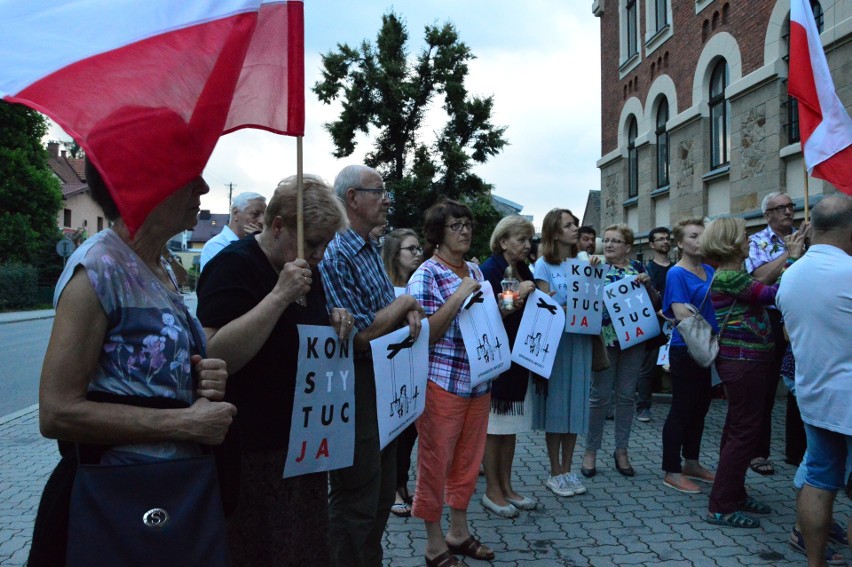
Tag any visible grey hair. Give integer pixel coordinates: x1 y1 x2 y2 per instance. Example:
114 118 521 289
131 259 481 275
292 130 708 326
334 165 379 202
231 192 266 213
811 195 852 233
761 191 786 213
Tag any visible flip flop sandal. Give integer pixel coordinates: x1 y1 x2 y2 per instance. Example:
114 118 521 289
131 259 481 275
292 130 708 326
738 496 771 515
425 550 467 567
446 536 496 561
705 511 760 529
749 458 775 476
789 527 847 566
390 501 411 517
828 520 849 547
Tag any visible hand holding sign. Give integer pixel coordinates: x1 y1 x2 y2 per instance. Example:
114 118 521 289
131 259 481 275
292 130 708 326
602 275 661 350
370 320 430 450
458 281 510 388
510 289 565 378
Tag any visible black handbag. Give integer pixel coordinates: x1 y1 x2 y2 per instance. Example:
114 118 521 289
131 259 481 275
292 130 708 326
66 454 229 567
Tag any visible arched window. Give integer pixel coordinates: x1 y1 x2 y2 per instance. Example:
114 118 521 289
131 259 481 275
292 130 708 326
709 60 729 168
656 99 669 188
627 117 639 198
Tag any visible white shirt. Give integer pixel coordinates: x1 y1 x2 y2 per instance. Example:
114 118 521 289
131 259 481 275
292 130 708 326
777 244 852 435
200 224 238 271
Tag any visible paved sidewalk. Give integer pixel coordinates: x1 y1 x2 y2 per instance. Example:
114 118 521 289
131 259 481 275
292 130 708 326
2 397 849 566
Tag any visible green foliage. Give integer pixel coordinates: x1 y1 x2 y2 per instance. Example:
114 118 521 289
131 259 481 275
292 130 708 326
0 262 38 310
0 102 64 283
313 11 508 235
464 192 501 261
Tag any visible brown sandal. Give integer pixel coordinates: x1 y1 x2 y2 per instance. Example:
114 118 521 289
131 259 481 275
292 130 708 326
425 550 466 567
446 536 495 561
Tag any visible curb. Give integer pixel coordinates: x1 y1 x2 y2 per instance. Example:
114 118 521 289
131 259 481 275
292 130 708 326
0 403 39 426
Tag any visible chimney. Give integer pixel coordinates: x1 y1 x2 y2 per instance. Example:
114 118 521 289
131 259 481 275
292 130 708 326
47 141 60 157
199 210 211 220
61 150 67 159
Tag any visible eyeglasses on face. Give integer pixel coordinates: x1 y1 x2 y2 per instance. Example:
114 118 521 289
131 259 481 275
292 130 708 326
653 236 671 243
603 238 625 245
767 203 795 214
446 221 474 233
400 245 423 255
353 187 390 200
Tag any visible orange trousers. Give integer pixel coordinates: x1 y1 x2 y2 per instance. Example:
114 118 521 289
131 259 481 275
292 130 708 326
411 381 490 523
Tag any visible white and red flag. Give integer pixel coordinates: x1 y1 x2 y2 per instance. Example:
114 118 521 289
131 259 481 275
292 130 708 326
0 1 304 234
788 0 852 196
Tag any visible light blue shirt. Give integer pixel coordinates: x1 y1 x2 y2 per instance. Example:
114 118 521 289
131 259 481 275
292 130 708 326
777 244 852 436
200 224 238 271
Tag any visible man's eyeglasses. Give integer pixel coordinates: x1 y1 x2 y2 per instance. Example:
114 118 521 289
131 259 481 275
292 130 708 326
400 246 423 256
767 203 795 214
446 221 474 233
354 187 390 200
652 236 671 243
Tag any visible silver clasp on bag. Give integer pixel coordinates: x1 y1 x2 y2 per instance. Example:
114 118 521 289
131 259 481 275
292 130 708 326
143 508 170 528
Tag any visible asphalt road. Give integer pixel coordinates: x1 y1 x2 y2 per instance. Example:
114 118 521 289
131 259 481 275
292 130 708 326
0 318 51 416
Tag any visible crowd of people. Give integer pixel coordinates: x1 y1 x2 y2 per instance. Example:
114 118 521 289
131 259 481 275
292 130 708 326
28 157 851 567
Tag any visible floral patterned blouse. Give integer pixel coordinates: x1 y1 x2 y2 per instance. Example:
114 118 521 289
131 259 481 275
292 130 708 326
55 229 203 459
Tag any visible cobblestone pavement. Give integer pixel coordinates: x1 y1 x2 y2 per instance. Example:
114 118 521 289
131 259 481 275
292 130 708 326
2 398 849 566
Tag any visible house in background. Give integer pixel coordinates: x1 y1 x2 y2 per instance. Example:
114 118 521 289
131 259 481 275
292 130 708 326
594 0 850 245
46 141 107 241
580 189 602 232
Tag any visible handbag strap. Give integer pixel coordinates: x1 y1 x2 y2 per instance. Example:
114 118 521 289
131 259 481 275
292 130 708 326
716 298 738 339
696 269 717 311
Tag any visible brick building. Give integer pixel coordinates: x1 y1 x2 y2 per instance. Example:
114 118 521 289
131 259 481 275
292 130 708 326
594 0 851 247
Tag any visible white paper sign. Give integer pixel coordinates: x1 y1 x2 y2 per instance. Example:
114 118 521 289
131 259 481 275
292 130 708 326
603 275 661 350
284 325 355 478
656 321 675 365
458 281 511 388
510 289 565 378
370 319 430 450
563 259 606 335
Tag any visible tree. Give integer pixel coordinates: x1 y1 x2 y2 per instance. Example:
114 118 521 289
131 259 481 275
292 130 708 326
314 11 508 250
0 101 64 283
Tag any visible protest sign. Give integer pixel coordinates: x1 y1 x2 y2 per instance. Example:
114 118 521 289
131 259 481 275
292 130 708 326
370 320 430 450
563 259 606 335
511 289 565 378
656 321 675 365
602 275 661 350
458 281 511 388
284 325 355 478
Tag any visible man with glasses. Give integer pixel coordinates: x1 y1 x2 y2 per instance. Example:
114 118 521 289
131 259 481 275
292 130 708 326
636 226 672 422
745 191 809 476
320 164 424 567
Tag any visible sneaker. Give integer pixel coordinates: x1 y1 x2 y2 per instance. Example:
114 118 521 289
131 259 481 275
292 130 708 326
546 475 575 497
561 472 587 495
636 408 651 422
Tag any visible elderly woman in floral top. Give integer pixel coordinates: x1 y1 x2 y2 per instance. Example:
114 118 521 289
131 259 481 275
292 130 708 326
407 199 497 567
581 224 660 478
699 217 803 529
29 160 236 566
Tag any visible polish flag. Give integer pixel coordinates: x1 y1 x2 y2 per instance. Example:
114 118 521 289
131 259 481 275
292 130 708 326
788 0 852 196
0 1 304 234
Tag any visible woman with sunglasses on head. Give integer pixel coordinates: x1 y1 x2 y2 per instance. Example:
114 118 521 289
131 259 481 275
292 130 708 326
478 216 537 517
381 228 424 517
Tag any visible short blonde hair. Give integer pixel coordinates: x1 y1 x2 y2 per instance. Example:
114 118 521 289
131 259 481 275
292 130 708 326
603 223 634 246
266 174 348 233
489 216 534 253
672 217 705 244
700 217 746 262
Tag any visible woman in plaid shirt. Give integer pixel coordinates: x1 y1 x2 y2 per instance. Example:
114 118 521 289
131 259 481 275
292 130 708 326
407 200 496 567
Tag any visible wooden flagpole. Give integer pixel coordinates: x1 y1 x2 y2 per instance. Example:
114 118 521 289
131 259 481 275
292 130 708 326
297 136 304 257
802 159 810 223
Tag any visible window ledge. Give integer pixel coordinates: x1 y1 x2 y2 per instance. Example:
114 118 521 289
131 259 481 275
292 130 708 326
702 164 730 182
619 52 641 78
645 24 672 54
650 186 670 198
623 196 639 207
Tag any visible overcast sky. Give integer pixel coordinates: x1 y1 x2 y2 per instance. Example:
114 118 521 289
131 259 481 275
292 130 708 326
51 2 602 231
